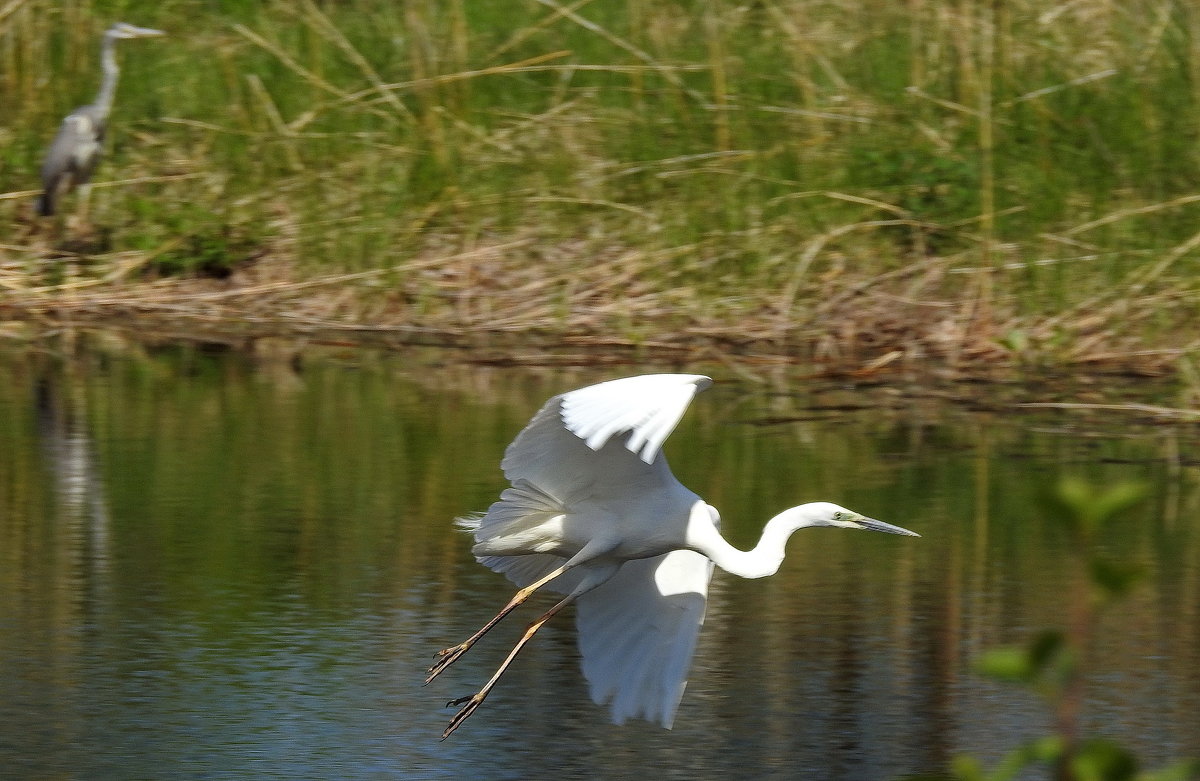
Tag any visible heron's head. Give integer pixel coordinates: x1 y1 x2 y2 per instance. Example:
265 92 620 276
108 23 167 40
800 502 920 536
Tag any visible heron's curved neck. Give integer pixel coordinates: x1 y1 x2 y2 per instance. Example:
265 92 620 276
95 33 120 116
686 508 801 580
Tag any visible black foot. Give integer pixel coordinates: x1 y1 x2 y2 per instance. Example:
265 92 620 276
441 694 484 740
426 643 470 684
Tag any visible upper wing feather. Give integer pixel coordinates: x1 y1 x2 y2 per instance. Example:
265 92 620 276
500 374 711 501
574 549 713 728
560 374 712 463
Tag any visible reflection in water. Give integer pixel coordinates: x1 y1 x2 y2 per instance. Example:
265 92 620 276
35 363 111 576
2 353 116 780
0 342 1197 779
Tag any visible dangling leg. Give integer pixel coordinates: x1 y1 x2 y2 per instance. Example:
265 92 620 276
426 563 569 684
441 590 576 740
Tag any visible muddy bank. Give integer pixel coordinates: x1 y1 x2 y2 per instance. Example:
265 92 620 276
2 241 1195 384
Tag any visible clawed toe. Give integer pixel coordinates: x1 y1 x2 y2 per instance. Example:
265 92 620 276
429 578 568 738
441 694 484 740
425 645 469 684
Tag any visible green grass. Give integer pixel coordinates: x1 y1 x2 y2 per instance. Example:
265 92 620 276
4 0 1200 372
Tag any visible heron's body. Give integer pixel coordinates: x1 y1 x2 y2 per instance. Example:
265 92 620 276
37 23 164 217
429 374 920 738
470 460 701 564
38 107 107 217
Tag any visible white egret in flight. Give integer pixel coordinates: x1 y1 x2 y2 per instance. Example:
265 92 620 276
428 374 918 739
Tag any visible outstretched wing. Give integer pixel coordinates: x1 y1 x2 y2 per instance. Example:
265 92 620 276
500 374 712 502
574 549 713 728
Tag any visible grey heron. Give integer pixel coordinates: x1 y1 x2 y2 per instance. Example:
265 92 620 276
426 373 919 739
37 22 165 218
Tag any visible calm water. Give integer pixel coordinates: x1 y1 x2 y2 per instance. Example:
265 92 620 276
1 340 1197 779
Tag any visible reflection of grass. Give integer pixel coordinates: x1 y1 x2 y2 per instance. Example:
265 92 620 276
4 1 1200 373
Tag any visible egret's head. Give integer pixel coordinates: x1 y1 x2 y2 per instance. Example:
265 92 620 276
108 23 166 39
804 502 920 536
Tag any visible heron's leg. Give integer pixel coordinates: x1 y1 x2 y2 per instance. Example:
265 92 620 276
441 591 575 740
77 183 93 229
425 563 569 684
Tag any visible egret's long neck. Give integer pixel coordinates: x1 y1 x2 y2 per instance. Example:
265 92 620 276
686 506 805 580
95 33 120 116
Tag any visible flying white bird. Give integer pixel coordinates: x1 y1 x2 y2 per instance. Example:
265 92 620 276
427 374 919 739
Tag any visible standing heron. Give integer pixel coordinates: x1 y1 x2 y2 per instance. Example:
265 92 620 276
427 374 920 739
37 22 165 218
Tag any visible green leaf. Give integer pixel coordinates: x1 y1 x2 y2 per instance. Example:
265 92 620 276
1090 558 1145 600
977 632 1071 687
949 755 984 781
1071 738 1138 781
1044 477 1093 536
1028 629 1066 672
1041 479 1148 539
988 737 1064 781
1029 736 1066 763
1090 483 1149 528
977 647 1033 683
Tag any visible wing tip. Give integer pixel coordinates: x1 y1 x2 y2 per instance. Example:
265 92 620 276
562 373 714 460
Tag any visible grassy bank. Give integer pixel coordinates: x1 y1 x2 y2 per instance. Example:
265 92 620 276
3 0 1200 376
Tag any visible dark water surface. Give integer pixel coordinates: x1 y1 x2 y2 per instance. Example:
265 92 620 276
1 341 1197 779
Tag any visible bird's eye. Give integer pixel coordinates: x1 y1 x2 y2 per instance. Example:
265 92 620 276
833 512 844 520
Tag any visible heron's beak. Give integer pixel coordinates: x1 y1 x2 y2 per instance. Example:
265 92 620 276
855 517 920 537
120 26 166 38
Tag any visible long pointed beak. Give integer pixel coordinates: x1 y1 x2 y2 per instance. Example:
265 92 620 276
118 26 165 38
856 517 920 537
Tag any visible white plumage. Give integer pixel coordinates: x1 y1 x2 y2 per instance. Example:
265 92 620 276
429 374 919 739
